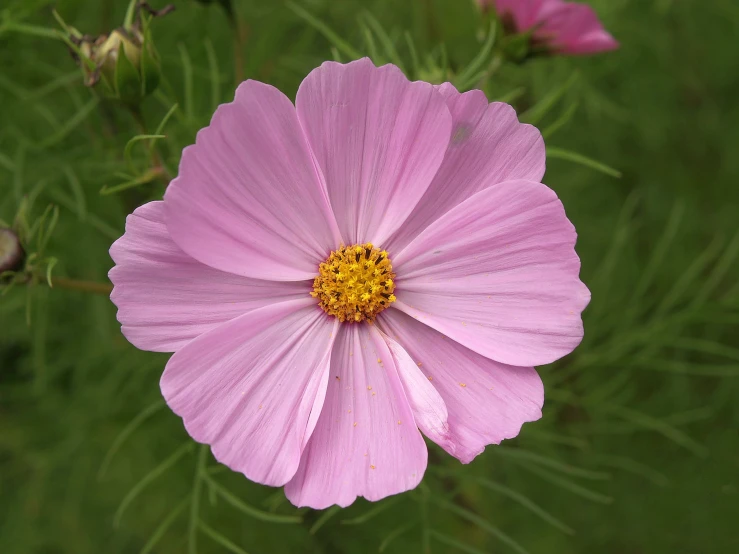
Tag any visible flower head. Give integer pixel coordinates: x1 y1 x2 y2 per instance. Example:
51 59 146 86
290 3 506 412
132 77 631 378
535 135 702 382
109 58 589 509
480 0 619 57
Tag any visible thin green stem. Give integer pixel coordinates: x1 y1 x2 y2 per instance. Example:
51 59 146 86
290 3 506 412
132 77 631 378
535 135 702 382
189 445 208 554
50 276 112 295
475 51 504 91
128 106 171 183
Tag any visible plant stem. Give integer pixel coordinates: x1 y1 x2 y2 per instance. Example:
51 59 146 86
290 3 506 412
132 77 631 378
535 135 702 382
475 51 504 91
50 276 112 295
233 20 247 84
128 106 171 183
188 445 209 554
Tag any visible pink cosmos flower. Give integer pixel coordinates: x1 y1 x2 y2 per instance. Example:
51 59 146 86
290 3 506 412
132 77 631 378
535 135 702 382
109 58 589 509
480 0 619 55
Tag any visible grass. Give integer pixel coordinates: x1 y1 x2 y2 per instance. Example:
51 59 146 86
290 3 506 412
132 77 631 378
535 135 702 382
1 0 738 553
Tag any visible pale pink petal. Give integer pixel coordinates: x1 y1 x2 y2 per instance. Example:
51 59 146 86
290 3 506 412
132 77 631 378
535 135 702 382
164 80 341 281
285 323 427 509
543 4 619 54
378 327 455 453
296 58 452 246
109 202 311 352
379 310 543 463
393 179 590 367
385 83 544 253
161 299 337 486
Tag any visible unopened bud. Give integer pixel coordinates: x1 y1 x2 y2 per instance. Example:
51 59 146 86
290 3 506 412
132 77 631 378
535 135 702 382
66 2 174 105
0 228 24 275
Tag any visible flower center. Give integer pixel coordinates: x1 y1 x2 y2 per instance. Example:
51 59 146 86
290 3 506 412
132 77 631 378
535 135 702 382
311 243 396 323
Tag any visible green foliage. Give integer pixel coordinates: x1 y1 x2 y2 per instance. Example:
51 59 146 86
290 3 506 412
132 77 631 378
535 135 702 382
1 1 738 553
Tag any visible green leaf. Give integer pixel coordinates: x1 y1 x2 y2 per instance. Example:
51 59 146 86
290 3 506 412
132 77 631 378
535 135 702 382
178 43 194 120
189 445 208 554
593 454 670 488
362 11 405 72
124 134 166 170
494 86 526 104
141 34 161 97
341 496 400 525
35 98 99 149
140 496 191 554
309 505 341 534
115 43 143 105
404 32 420 79
379 522 415 552
44 257 58 287
288 1 362 60
203 473 303 524
600 404 708 457
63 166 87 220
542 101 580 139
100 167 163 195
204 38 221 113
475 478 575 535
520 463 614 504
433 499 531 554
454 23 496 91
199 521 249 554
429 531 489 554
546 146 622 178
115 442 194 527
520 72 579 125
123 0 138 30
360 21 381 63
494 447 611 480
98 400 166 479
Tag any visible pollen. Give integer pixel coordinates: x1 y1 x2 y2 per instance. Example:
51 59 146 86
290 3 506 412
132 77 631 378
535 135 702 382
311 243 396 323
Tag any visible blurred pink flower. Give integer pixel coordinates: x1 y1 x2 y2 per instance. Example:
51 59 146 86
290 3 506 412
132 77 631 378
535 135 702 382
109 58 589 509
481 0 619 55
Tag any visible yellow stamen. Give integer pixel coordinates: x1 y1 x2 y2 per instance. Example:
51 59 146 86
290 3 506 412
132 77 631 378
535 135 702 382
312 243 397 323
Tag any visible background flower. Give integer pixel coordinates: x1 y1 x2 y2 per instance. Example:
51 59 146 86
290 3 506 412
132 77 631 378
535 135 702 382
481 0 619 56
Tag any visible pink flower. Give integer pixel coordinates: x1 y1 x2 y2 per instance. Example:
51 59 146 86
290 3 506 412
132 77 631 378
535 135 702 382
481 0 619 55
109 58 589 509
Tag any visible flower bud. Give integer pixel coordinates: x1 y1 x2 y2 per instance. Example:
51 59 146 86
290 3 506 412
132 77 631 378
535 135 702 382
67 2 174 105
0 228 24 275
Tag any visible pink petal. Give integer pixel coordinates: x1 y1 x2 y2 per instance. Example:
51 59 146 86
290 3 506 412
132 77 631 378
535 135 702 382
385 83 544 253
296 58 452 246
164 80 341 281
161 299 337 486
488 0 618 55
378 327 455 453
379 310 543 463
543 3 619 55
490 0 542 29
393 179 590 367
109 202 311 352
285 323 427 509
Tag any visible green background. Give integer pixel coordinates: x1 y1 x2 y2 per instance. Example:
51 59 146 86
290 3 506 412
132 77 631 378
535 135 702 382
1 0 738 553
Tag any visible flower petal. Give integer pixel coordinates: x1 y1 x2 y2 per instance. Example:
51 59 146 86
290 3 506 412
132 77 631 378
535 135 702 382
379 309 543 463
393 179 590 367
161 299 337 486
386 83 544 253
376 325 455 454
109 202 311 352
543 3 619 55
296 58 452 246
164 80 341 281
285 323 427 509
